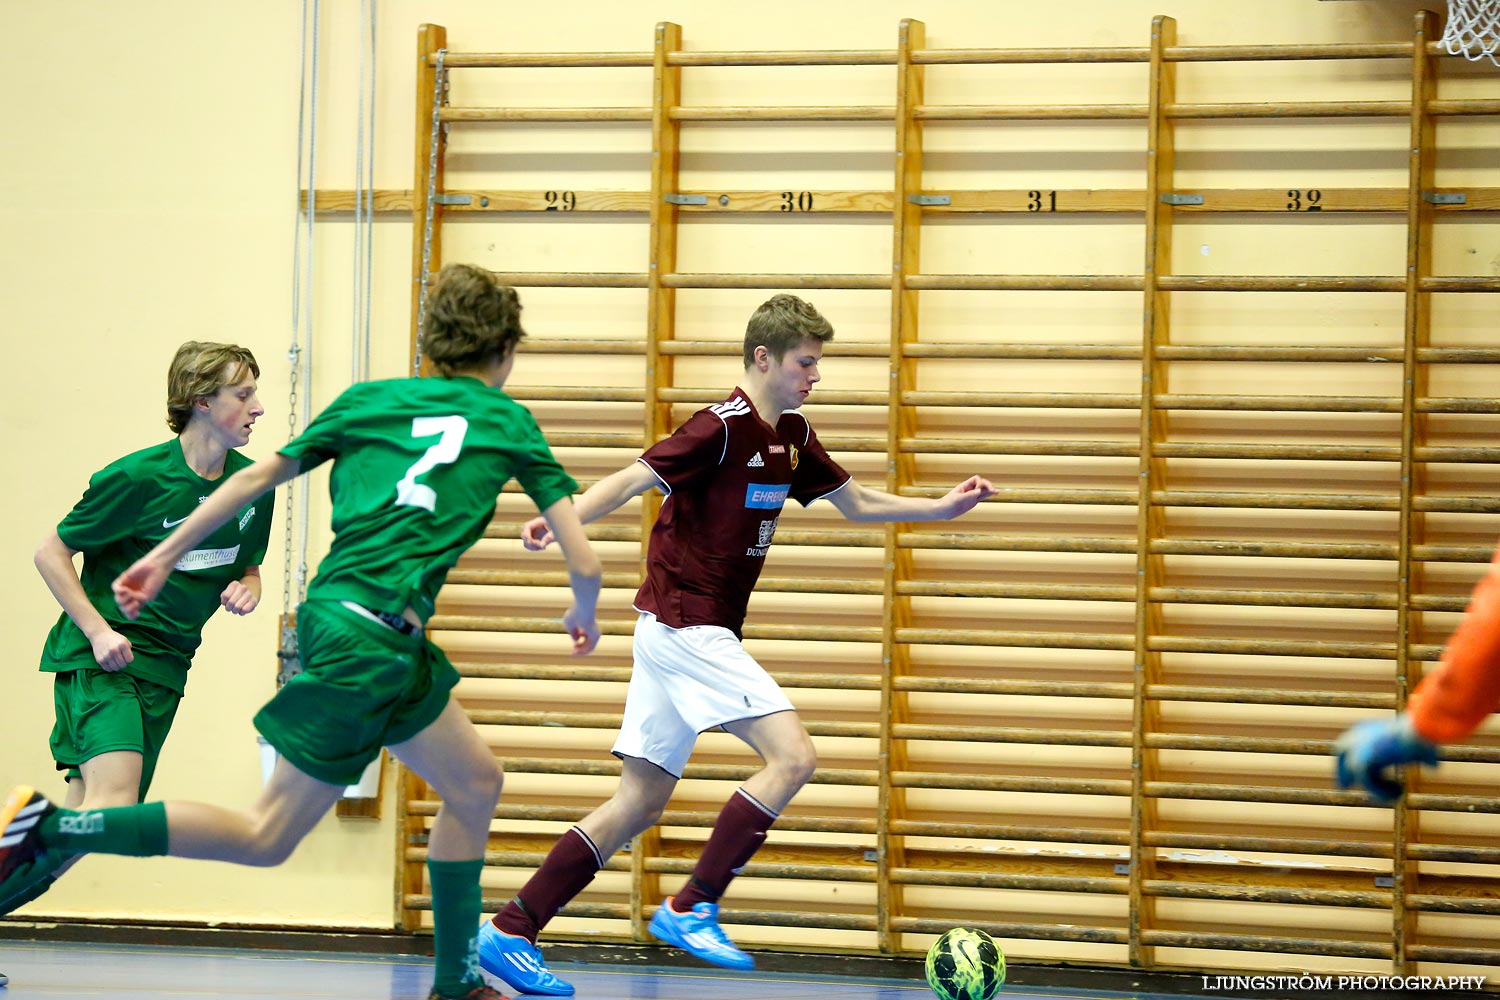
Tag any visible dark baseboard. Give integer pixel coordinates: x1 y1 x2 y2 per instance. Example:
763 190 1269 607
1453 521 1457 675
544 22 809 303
0 917 427 956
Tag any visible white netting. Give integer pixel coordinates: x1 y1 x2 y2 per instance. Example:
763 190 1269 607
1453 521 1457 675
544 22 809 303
1443 0 1500 65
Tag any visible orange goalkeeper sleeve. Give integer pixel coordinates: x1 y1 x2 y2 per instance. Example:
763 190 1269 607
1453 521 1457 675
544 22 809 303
1408 544 1500 745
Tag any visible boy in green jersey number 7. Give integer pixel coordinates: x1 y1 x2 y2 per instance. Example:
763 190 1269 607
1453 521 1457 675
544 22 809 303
0 265 603 1000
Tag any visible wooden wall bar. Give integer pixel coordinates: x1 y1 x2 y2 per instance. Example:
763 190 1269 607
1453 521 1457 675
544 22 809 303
341 11 1500 979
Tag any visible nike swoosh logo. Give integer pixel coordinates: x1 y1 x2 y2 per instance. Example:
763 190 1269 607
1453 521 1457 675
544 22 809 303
163 516 191 529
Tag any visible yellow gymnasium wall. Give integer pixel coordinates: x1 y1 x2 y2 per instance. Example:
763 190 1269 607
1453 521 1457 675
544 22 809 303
2 0 1493 947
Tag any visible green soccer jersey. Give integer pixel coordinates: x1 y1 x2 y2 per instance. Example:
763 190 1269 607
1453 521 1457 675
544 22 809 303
41 439 276 694
279 375 577 622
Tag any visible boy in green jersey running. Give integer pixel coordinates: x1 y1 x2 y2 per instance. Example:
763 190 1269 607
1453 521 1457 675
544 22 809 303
0 264 603 1000
1 342 273 920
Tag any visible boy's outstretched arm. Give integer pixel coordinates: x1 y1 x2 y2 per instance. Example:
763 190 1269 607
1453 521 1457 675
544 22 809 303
539 495 604 655
828 475 995 524
522 460 658 550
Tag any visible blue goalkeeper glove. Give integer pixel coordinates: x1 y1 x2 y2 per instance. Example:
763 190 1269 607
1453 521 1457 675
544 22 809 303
1334 714 1440 803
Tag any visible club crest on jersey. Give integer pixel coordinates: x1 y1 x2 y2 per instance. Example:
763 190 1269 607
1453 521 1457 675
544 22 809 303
744 484 790 509
757 517 778 547
746 516 779 557
789 443 799 470
747 452 765 468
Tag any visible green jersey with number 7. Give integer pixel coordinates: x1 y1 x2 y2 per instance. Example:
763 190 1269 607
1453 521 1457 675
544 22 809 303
278 376 578 623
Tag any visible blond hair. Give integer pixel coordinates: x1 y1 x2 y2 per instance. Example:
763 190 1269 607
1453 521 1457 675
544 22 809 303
166 342 260 434
742 294 834 368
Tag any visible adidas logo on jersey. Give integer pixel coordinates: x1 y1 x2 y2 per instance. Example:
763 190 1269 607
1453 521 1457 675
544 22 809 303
747 452 765 468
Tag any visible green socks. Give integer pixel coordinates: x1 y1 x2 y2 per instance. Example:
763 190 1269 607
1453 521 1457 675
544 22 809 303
428 858 485 996
40 802 169 857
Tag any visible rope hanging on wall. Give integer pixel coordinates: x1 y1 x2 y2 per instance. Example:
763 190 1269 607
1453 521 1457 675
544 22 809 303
352 0 378 383
279 0 322 687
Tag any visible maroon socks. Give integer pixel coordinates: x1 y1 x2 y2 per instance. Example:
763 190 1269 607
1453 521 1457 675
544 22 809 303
673 787 778 912
491 825 605 942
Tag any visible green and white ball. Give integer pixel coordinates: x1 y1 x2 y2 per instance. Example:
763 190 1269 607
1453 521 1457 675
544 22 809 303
924 927 1006 1000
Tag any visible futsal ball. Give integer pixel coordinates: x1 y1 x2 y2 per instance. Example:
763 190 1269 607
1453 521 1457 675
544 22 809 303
924 927 1006 1000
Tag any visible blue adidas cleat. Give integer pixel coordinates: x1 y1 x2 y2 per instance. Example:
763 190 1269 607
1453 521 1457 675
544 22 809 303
476 921 574 996
647 897 754 971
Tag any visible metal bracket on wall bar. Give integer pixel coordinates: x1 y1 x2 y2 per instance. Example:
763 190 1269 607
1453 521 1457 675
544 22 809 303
1160 193 1204 206
664 193 708 205
433 193 472 205
1422 191 1467 205
908 194 951 206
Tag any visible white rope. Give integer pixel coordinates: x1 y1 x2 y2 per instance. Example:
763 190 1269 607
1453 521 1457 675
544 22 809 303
284 0 320 620
296 0 320 606
1442 0 1500 64
364 0 377 381
352 0 377 383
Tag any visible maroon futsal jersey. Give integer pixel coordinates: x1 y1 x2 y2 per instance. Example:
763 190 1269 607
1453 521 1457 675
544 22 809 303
634 388 850 637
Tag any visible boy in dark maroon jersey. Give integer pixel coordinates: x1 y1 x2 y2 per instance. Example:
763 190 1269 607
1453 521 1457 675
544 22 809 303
477 294 994 995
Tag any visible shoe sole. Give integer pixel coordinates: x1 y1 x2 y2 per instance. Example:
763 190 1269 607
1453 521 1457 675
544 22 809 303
477 964 574 997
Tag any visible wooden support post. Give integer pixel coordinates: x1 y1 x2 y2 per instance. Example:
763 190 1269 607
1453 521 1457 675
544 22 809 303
1393 8 1437 976
631 19 684 943
1129 13 1177 971
878 16 925 956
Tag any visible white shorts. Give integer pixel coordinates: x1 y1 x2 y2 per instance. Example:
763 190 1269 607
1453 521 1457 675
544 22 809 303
612 612 796 777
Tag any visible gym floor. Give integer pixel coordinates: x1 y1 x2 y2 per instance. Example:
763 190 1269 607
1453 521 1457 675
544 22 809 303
0 941 1224 1000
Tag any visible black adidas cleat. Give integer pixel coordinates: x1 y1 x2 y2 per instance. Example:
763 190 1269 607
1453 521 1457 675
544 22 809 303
0 787 55 885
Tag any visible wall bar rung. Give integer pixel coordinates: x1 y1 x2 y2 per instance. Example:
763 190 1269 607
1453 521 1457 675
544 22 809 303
913 105 1148 121
1165 101 1408 118
668 50 897 66
1157 275 1406 292
670 106 896 122
442 107 653 122
660 272 890 289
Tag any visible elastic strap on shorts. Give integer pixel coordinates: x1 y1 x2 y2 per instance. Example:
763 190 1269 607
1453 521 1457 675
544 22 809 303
339 600 422 637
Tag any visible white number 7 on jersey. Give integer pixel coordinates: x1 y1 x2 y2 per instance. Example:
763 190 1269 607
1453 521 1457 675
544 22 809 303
396 415 469 512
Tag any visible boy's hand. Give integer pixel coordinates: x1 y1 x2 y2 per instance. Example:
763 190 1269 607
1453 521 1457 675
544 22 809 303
89 629 134 671
220 580 260 615
563 605 600 656
113 557 171 621
938 475 996 519
521 516 556 551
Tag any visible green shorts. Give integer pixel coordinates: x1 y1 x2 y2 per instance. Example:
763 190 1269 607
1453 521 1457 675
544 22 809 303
255 599 460 786
50 668 182 800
